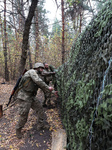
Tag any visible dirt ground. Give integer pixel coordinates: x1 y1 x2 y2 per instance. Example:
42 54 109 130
0 77 63 150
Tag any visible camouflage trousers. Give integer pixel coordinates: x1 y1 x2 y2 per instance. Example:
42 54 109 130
16 97 45 130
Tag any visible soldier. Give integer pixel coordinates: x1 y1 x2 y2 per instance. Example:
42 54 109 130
49 64 58 90
41 62 56 108
15 63 57 139
42 62 55 85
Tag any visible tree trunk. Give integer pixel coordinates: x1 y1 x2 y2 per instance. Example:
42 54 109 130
61 0 65 64
34 8 39 63
12 0 18 79
0 15 4 76
19 0 38 75
28 43 32 69
4 0 9 81
79 12 82 33
79 7 83 33
18 0 25 32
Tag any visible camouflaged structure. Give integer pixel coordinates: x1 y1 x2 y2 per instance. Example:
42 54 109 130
56 1 112 150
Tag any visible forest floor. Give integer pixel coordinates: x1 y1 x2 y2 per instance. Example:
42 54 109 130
0 77 64 150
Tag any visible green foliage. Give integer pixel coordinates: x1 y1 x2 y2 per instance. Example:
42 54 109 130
74 79 95 109
95 84 112 127
101 84 112 96
94 3 112 37
94 0 112 12
75 118 89 141
69 36 81 62
51 18 61 36
38 0 49 36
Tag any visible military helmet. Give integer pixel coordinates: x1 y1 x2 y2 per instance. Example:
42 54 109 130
33 63 44 69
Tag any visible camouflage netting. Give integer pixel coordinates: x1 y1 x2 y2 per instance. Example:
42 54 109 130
55 1 112 150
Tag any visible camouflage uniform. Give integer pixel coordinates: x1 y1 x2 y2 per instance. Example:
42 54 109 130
41 68 55 107
16 69 51 138
49 65 58 90
42 69 54 85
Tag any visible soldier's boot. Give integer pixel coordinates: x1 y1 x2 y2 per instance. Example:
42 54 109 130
16 128 22 139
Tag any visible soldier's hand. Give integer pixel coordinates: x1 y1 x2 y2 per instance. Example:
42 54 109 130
49 86 54 91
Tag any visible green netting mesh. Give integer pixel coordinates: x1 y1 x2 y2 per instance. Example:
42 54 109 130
55 1 112 150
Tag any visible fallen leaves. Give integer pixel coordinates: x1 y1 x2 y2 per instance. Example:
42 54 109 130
36 143 39 147
46 108 63 132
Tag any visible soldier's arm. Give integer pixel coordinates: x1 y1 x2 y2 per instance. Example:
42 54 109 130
29 70 58 97
41 69 55 77
29 70 48 90
29 70 54 94
49 65 57 72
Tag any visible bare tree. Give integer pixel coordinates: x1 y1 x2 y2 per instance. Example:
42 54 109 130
3 0 9 81
28 46 32 69
34 8 39 63
19 0 38 75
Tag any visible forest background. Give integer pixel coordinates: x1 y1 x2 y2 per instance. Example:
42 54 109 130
0 0 106 81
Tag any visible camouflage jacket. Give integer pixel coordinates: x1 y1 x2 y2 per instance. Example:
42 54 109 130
17 69 51 101
41 69 55 84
